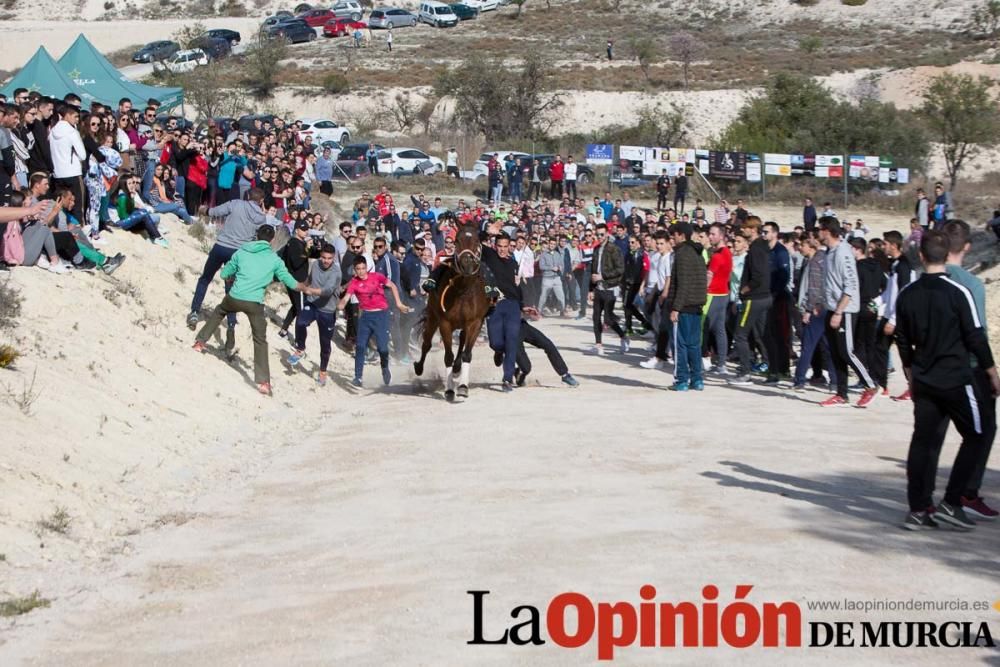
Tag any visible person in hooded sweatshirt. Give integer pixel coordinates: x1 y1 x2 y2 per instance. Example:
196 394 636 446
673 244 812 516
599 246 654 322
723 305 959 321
287 242 342 387
667 222 707 391
49 103 87 224
193 224 317 396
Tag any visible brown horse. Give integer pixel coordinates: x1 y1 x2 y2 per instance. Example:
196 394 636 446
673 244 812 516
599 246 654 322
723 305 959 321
412 222 491 400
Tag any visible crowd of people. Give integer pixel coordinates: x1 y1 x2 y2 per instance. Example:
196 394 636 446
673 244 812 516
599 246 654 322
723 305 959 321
0 87 995 531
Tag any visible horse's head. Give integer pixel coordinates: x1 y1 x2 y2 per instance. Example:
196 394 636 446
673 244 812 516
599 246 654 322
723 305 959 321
453 222 482 277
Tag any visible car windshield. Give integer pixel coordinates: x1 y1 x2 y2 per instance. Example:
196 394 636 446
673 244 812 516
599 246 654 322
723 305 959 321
370 10 383 16
339 146 367 160
435 6 450 12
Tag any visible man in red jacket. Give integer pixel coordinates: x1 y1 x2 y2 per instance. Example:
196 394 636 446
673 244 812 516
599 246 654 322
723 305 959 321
549 155 564 200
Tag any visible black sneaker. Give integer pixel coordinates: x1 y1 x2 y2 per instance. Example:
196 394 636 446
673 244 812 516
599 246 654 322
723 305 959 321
186 312 199 330
561 373 579 387
763 375 780 386
935 501 976 530
493 350 504 367
515 369 527 387
75 259 98 271
381 367 391 385
902 511 939 531
501 380 514 393
102 254 125 275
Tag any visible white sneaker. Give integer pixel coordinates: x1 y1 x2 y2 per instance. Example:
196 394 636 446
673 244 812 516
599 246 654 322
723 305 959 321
714 365 732 376
36 255 50 269
620 337 630 354
702 357 712 371
640 357 664 370
47 261 71 275
593 344 605 356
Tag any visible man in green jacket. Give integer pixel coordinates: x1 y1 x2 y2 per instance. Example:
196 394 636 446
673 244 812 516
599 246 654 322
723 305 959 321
193 225 317 395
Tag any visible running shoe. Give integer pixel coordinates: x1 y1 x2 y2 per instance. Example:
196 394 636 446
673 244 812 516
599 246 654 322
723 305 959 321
278 329 288 339
287 351 305 366
752 362 769 374
352 377 363 387
763 375 781 386
727 374 753 386
713 365 732 376
691 380 704 391
669 382 689 392
501 380 514 393
792 381 807 392
881 387 890 396
902 511 939 531
593 344 605 356
639 357 664 370
257 382 272 396
187 312 199 329
561 373 579 387
382 367 391 385
619 337 630 354
819 395 849 408
892 389 912 402
101 255 125 275
961 496 999 521
515 369 527 387
935 501 976 530
856 387 878 408
47 261 71 274
192 341 206 353
317 372 328 387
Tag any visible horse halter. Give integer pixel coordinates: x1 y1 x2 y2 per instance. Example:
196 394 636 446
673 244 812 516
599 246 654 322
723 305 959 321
454 230 482 276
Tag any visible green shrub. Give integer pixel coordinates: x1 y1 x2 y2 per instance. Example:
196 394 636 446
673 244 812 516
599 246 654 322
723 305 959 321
841 0 868 5
323 72 351 94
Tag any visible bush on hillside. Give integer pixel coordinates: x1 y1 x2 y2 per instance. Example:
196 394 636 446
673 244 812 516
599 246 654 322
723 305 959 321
322 72 350 94
841 0 867 5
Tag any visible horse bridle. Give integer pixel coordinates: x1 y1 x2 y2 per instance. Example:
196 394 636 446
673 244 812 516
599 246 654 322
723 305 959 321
453 231 482 276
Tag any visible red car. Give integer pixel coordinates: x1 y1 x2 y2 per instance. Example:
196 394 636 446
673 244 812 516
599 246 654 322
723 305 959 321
298 8 334 26
323 18 368 37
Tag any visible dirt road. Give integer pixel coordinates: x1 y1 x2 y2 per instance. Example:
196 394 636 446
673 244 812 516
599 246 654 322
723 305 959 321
2 317 997 665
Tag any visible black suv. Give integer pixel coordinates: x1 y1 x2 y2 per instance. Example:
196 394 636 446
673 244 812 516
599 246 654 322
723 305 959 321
206 28 241 46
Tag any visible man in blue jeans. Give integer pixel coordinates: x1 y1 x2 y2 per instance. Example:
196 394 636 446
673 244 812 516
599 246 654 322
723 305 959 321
667 222 707 391
337 255 412 387
482 231 523 392
793 232 836 390
187 188 271 332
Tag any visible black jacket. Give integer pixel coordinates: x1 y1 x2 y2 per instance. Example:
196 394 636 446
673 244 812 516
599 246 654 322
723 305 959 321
400 250 423 305
740 237 770 301
482 244 522 302
896 272 994 389
592 240 624 289
623 249 645 289
668 240 707 314
27 119 52 174
283 236 311 281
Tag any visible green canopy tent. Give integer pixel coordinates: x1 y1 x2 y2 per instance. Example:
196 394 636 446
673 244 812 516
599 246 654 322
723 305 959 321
57 34 183 110
1 46 96 104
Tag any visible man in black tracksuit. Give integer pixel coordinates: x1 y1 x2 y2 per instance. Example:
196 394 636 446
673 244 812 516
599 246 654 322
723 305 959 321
877 230 914 397
729 217 771 384
896 230 1000 531
623 235 653 334
279 220 313 337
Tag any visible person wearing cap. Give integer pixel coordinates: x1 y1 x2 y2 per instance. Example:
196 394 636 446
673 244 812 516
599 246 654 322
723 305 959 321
277 218 315 339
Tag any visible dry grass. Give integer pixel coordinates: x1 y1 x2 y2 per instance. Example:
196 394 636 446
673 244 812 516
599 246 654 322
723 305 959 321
0 591 50 617
37 506 71 535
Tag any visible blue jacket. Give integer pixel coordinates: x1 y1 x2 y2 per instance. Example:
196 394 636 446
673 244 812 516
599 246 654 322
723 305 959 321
400 250 424 306
769 242 791 296
316 157 334 181
218 153 247 190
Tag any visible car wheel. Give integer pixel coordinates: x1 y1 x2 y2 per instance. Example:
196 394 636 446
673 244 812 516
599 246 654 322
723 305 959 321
340 132 350 143
410 17 417 26
577 173 590 185
230 38 238 47
309 32 316 40
351 12 360 20
386 20 394 28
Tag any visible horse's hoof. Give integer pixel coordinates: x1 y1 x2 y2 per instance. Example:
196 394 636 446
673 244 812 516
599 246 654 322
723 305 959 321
457 385 469 398
445 389 455 402
413 362 423 376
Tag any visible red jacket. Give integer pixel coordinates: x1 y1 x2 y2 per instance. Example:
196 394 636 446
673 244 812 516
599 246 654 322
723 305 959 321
549 160 564 181
188 154 209 190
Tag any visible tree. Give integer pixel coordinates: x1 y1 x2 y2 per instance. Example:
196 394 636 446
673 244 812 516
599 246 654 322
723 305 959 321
604 104 691 148
435 53 563 141
241 30 288 98
970 0 1000 43
381 92 418 132
172 21 208 49
669 32 701 91
717 73 929 170
798 36 821 75
628 37 657 84
920 72 1000 189
178 63 250 121
511 0 526 17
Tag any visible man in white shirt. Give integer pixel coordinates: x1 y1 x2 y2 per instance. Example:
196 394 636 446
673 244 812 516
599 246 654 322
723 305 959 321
621 192 635 219
564 155 578 201
48 103 86 224
641 231 673 369
446 147 459 178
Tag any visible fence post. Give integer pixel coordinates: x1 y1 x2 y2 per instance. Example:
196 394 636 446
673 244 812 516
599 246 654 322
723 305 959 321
842 154 848 211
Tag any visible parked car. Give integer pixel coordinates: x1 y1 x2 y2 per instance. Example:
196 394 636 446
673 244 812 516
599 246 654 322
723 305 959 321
419 1 458 26
152 48 208 74
293 2 313 12
368 7 418 28
266 19 318 43
448 2 480 19
237 113 278 132
205 28 241 46
156 114 195 133
297 117 351 144
131 40 179 63
338 142 386 162
191 35 231 61
210 117 238 135
263 14 300 30
323 18 368 37
330 0 365 20
381 147 445 174
313 140 343 159
472 150 530 179
297 8 334 26
463 0 499 11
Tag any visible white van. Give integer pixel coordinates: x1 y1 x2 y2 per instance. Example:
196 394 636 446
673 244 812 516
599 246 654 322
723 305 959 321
419 1 458 27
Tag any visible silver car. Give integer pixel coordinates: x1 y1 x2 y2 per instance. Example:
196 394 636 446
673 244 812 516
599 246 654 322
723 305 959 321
368 7 418 28
330 0 365 21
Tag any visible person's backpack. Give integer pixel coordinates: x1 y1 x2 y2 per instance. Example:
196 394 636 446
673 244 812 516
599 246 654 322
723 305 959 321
1 221 25 266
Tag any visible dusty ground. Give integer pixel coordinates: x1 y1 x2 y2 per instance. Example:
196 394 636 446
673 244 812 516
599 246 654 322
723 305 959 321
0 194 998 663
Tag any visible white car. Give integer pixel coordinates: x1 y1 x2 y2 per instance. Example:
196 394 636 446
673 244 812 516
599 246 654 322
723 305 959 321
463 0 500 11
472 150 529 179
152 49 208 74
378 148 445 175
297 117 351 144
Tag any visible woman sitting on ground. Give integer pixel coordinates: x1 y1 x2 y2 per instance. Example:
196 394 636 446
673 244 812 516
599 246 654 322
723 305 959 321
6 191 71 274
112 174 168 247
147 163 195 224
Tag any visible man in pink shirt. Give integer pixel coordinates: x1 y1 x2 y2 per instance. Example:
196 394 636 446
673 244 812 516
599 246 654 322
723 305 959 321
338 256 411 387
